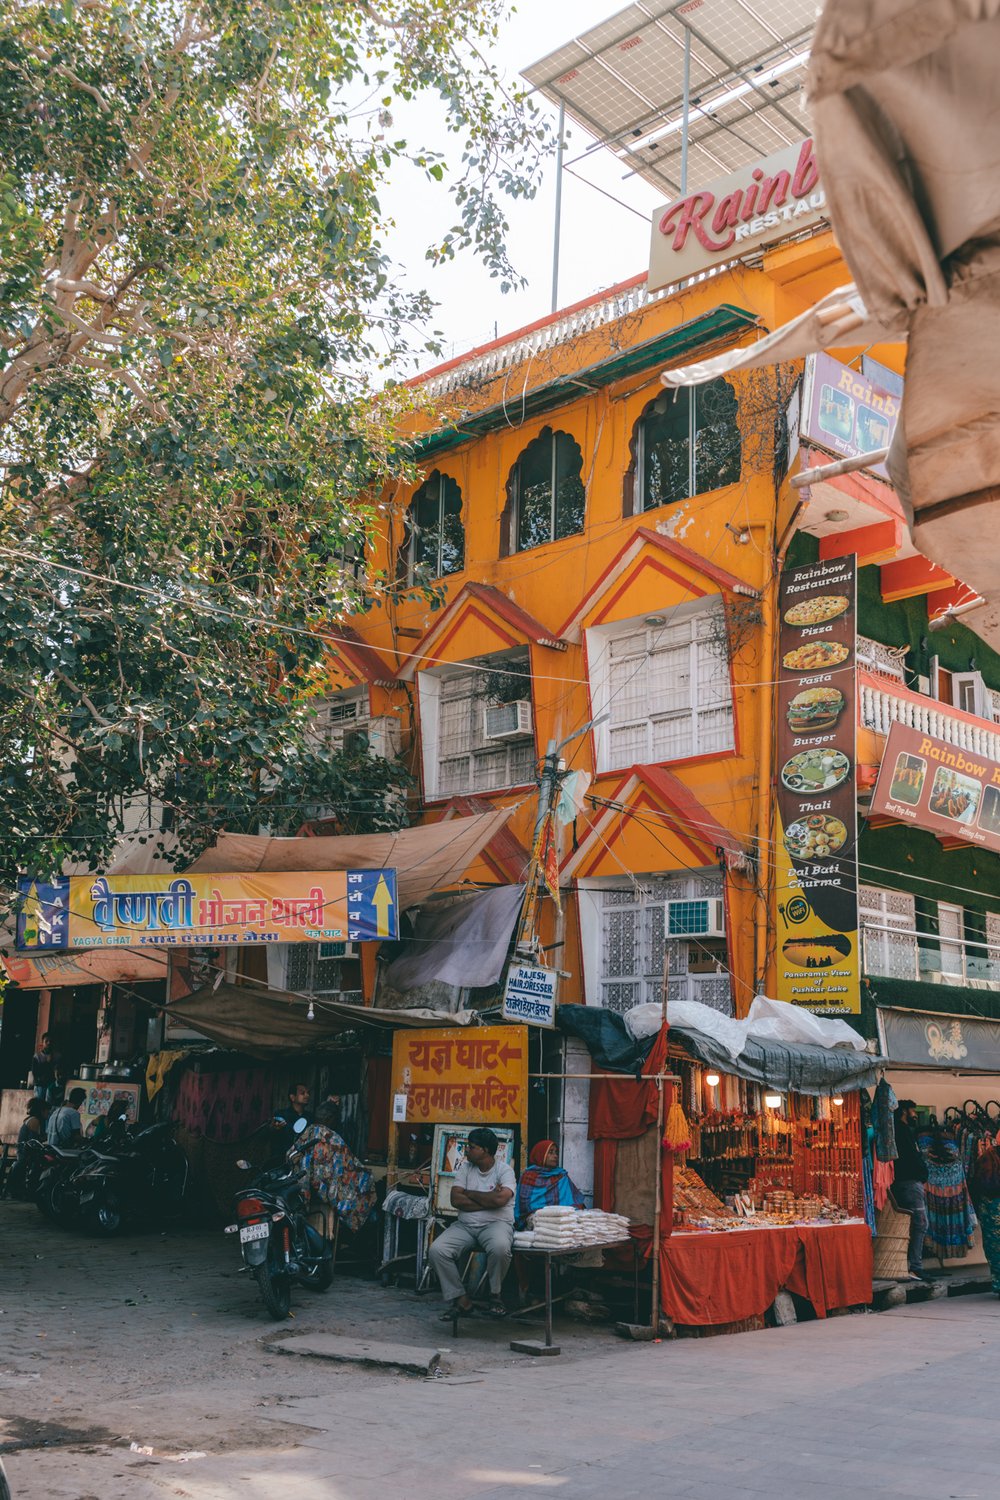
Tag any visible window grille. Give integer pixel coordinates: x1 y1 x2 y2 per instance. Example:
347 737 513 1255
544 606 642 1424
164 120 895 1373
859 885 917 979
596 875 728 1014
433 656 535 798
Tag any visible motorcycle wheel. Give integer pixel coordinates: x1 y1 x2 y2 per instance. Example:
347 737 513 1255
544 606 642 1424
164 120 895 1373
87 1190 124 1237
37 1177 74 1227
253 1261 292 1319
304 1248 334 1292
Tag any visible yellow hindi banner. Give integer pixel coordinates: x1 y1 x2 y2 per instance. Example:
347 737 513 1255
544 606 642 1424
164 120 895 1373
16 869 399 950
390 1025 528 1125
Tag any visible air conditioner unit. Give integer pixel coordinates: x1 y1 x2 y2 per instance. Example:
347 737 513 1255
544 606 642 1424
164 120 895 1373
341 715 401 760
666 898 726 940
483 699 533 741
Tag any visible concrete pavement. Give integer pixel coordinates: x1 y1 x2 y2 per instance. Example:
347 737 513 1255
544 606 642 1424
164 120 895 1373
2 1200 999 1498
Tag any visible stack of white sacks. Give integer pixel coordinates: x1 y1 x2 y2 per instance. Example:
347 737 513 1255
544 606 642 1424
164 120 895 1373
517 1206 631 1251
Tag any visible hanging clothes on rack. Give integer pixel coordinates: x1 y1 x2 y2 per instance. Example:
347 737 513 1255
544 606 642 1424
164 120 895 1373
924 1134 977 1261
872 1077 898 1162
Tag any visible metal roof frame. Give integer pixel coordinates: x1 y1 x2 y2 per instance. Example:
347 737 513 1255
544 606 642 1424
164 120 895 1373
522 0 816 199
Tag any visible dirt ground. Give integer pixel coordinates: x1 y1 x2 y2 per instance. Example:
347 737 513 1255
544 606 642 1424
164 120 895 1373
0 1197 630 1497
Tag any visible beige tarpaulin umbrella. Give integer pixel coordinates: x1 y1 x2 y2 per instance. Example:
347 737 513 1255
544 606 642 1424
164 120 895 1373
661 0 1000 647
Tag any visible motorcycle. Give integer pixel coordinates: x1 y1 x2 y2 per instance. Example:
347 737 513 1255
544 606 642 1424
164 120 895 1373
34 1141 89 1224
73 1121 189 1235
225 1119 333 1319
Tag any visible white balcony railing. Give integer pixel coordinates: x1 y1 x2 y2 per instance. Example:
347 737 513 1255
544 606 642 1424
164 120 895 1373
862 920 1000 989
859 677 1000 762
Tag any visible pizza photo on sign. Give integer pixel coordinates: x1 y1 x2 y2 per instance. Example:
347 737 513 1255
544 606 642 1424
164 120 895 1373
783 595 850 628
783 814 849 861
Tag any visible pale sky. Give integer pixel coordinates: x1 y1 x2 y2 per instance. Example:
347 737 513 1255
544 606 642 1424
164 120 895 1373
380 1 664 374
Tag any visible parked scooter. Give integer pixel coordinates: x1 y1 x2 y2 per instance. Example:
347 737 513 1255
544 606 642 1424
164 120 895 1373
225 1119 333 1318
73 1121 189 1235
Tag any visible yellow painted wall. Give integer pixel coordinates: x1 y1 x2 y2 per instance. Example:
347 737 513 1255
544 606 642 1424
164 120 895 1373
333 230 903 1014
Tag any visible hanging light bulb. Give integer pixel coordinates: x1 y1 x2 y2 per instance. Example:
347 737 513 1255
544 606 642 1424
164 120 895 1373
764 1093 782 1109
832 1095 844 1106
705 1073 721 1088
307 1000 315 1021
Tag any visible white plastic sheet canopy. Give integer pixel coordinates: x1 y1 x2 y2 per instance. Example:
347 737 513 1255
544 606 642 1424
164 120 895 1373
660 0 1000 648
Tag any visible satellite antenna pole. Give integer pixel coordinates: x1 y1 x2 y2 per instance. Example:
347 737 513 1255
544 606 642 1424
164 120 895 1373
551 101 566 313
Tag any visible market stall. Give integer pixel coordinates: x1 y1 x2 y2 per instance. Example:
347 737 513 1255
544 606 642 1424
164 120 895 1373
560 999 880 1332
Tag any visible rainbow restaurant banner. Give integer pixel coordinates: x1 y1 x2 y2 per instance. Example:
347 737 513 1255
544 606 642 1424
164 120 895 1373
774 555 860 1014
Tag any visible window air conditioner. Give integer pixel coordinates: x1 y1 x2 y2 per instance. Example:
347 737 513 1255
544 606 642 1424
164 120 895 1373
665 898 725 940
342 716 401 760
482 699 533 741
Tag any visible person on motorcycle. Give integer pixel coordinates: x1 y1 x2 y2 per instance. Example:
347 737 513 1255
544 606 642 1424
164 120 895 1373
46 1088 86 1148
287 1099 375 1239
273 1083 311 1154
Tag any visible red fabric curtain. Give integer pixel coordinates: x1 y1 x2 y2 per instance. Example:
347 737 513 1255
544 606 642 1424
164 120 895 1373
588 1025 668 1140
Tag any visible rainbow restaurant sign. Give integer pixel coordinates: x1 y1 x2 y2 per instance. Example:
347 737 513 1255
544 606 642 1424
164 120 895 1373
649 138 827 290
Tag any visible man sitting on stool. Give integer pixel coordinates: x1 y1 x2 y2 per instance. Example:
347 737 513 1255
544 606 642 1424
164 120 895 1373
430 1127 516 1320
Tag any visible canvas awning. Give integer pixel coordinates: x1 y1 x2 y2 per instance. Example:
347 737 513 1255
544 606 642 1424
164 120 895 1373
877 1006 1000 1074
187 808 513 911
161 982 480 1058
661 0 1000 651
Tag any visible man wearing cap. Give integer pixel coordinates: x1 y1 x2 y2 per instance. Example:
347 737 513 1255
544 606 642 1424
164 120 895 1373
429 1126 516 1319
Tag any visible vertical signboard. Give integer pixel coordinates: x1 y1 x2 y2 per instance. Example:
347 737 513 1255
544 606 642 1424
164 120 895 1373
774 557 860 1013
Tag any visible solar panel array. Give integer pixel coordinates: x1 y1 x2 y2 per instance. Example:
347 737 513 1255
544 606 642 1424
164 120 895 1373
522 0 817 199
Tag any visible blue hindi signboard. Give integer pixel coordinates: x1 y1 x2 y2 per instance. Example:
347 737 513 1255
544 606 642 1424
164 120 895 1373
502 964 558 1028
345 868 399 942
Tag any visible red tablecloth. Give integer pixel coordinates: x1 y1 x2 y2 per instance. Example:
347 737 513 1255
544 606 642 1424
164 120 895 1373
658 1223 872 1326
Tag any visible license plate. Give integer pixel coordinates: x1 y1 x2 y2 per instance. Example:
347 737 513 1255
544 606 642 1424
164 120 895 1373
239 1222 269 1243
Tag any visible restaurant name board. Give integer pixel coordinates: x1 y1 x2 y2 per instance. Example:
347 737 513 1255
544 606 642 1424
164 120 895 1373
870 721 1000 854
801 353 901 479
774 556 861 1014
649 138 826 290
390 1025 527 1125
15 868 399 950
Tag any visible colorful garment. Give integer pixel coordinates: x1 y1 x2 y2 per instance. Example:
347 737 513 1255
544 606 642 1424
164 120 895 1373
924 1149 976 1259
516 1140 585 1225
290 1124 375 1234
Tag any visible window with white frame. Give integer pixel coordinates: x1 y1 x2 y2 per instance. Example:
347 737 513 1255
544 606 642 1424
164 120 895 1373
859 885 917 980
419 651 536 801
311 689 370 753
587 600 734 773
577 874 731 1015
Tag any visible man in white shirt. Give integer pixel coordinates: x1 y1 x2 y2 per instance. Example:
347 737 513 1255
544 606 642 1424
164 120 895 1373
429 1127 516 1319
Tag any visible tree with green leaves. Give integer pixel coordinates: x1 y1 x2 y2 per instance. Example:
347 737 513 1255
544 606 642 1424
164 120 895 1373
0 1 547 899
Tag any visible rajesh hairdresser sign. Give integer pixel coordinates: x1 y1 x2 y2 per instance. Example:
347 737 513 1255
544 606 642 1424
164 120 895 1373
871 721 1000 854
649 138 826 290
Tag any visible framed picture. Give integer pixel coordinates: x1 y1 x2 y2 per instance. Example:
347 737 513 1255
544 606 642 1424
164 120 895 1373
430 1123 516 1215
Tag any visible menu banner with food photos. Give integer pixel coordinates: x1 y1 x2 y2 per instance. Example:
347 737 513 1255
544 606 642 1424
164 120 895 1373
775 556 860 1013
871 721 1000 854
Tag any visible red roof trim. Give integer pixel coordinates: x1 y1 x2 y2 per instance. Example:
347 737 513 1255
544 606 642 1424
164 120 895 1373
440 796 531 884
397 582 566 679
557 526 755 638
331 624 397 684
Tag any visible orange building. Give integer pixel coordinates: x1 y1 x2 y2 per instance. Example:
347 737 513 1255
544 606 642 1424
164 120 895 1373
318 225 980 1053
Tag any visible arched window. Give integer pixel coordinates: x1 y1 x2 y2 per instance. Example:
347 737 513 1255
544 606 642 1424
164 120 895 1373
405 471 465 582
505 428 585 553
629 379 741 513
